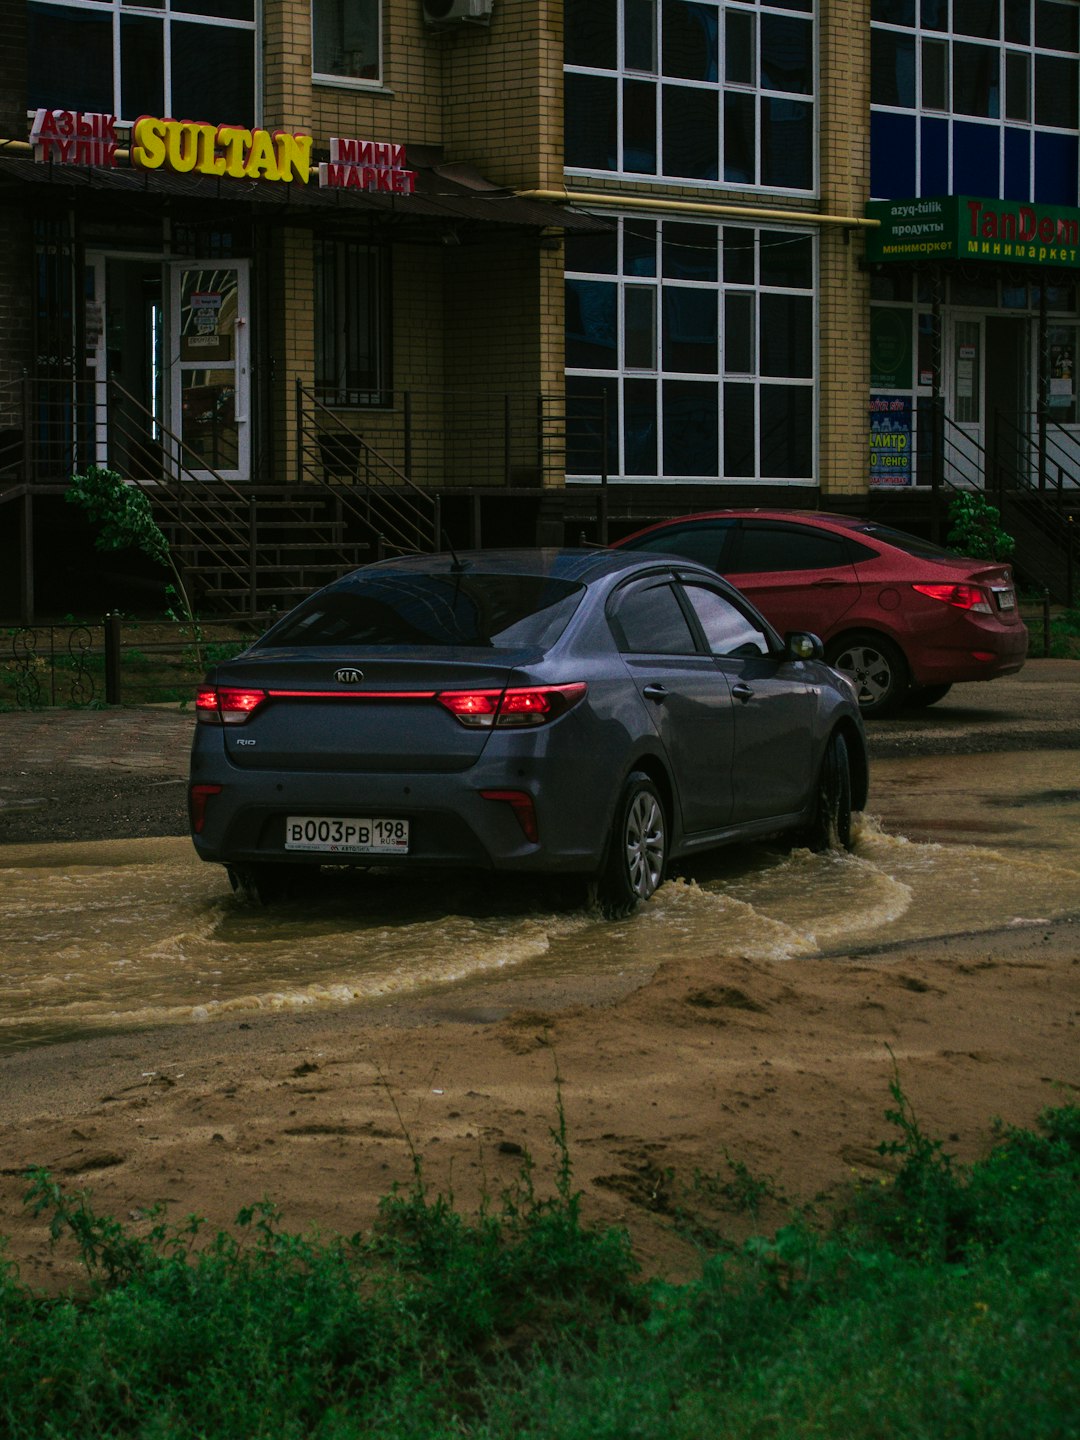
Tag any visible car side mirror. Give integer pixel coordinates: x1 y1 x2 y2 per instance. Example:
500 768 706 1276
785 631 824 662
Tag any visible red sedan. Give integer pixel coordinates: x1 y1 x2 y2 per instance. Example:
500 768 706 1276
614 510 1028 715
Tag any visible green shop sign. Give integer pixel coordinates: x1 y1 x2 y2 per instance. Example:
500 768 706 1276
866 196 1080 269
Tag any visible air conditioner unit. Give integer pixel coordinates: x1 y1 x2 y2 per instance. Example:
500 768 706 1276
422 0 493 27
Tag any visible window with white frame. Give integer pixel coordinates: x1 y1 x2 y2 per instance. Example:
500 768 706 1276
564 0 816 193
565 217 816 483
27 0 257 126
312 0 381 84
870 0 1080 203
314 238 391 408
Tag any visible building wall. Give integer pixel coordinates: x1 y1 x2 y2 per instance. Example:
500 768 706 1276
820 0 873 498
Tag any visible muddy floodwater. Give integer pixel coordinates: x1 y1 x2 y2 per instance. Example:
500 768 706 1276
2 749 1079 1052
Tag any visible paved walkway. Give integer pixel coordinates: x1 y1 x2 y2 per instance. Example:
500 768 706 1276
0 705 193 783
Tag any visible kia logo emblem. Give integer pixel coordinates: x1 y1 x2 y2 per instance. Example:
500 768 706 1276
334 668 364 684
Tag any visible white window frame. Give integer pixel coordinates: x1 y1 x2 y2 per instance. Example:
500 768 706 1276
565 214 818 485
27 0 260 127
311 0 383 90
564 0 818 197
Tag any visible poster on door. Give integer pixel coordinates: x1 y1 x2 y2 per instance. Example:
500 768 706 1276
869 395 913 487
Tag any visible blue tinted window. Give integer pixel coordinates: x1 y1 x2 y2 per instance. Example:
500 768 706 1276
870 111 916 197
920 116 949 193
1035 131 1080 204
1004 127 1031 200
953 120 1001 194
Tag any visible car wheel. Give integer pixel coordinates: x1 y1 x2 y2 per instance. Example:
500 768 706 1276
826 632 908 716
904 683 952 708
596 771 667 919
806 732 853 853
227 863 291 904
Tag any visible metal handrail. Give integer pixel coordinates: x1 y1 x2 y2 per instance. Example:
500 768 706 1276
295 381 440 553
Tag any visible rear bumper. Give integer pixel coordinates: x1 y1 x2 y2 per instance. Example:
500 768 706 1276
188 760 614 877
904 618 1029 686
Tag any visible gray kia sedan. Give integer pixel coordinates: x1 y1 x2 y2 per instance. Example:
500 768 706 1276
189 548 869 915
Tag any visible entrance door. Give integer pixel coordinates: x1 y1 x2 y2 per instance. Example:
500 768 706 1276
85 253 165 478
169 262 250 481
986 316 1030 490
948 315 984 486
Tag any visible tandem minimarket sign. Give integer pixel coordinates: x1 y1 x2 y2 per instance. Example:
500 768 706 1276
866 195 1080 269
30 108 416 195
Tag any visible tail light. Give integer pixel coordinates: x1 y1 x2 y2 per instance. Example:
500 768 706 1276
911 583 992 614
437 683 587 729
189 783 222 833
196 687 269 724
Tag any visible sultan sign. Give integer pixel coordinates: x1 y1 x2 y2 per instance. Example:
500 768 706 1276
866 195 1080 270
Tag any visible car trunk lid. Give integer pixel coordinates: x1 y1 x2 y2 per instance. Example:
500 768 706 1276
206 650 538 773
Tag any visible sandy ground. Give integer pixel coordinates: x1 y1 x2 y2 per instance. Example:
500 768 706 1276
1 667 1079 1290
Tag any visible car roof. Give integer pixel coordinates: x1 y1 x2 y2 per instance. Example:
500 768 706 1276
356 546 700 584
622 509 868 532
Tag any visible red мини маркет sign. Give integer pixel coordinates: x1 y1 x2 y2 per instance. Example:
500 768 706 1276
318 138 417 194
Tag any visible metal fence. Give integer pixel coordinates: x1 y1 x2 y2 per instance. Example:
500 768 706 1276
3 616 264 710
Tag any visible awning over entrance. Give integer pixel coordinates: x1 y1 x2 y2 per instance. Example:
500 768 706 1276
0 148 605 236
866 194 1080 270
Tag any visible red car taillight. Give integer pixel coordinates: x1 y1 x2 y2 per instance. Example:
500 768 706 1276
195 687 270 724
437 683 587 729
911 583 993 614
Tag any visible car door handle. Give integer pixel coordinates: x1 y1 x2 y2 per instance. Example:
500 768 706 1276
731 683 754 703
642 684 668 702
810 578 845 587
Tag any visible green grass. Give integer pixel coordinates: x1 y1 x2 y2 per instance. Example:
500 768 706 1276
1 1081 1077 1438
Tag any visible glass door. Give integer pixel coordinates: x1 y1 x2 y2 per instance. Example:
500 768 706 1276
169 262 250 481
947 316 984 487
85 253 166 478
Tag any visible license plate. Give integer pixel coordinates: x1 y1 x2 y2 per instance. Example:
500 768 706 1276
285 816 409 855
994 588 1016 611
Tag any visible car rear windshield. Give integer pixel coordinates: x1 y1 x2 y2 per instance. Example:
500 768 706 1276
259 573 586 649
839 521 961 560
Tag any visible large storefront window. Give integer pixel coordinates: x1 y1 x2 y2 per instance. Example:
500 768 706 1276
27 0 257 125
869 270 1080 486
314 240 391 408
565 217 816 483
870 0 1080 202
565 0 815 193
312 0 381 85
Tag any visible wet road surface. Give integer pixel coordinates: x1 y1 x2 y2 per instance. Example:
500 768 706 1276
1 663 1078 1050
